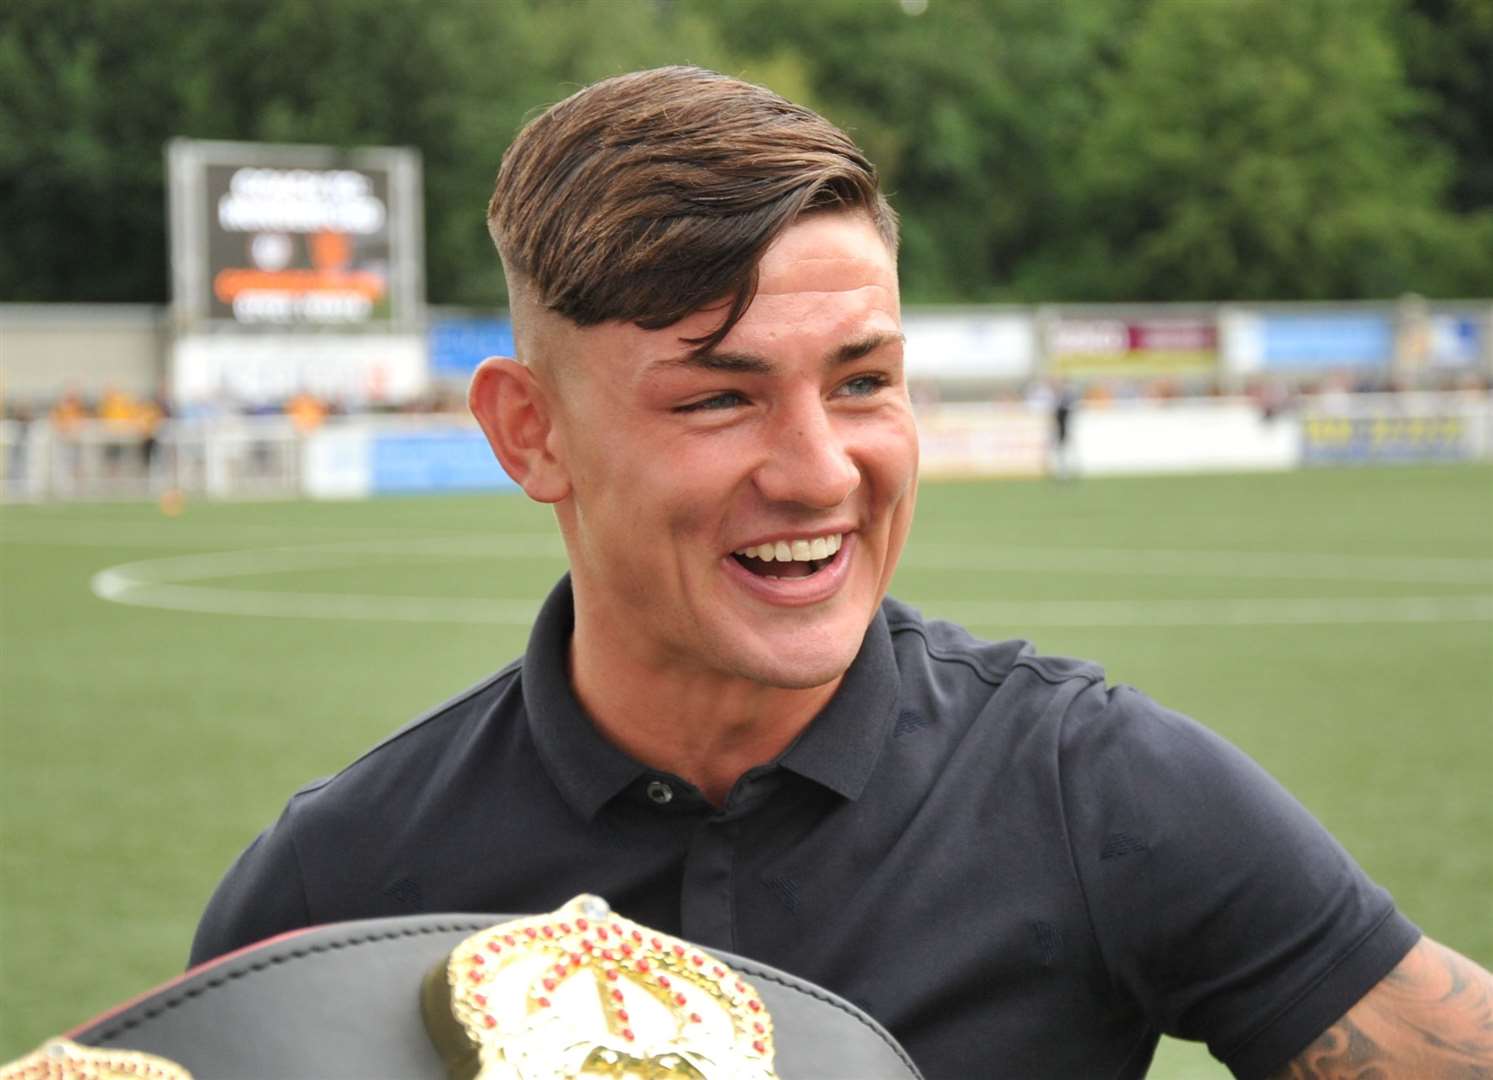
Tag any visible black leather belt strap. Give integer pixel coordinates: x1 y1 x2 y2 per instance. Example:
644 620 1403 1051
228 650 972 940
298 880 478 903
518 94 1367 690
55 913 922 1079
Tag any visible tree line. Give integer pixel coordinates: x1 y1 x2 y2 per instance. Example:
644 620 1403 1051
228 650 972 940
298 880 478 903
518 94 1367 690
1 0 1488 308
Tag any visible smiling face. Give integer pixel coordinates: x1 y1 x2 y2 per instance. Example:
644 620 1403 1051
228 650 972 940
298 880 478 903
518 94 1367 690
531 211 917 692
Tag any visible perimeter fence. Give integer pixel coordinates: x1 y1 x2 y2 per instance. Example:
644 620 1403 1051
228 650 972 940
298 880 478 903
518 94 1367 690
4 391 1489 503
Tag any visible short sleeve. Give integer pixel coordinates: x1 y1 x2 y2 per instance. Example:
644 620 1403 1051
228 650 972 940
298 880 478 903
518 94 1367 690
1058 682 1419 1078
188 802 312 968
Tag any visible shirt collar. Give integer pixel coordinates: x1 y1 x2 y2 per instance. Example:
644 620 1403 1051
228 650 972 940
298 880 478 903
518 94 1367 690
776 603 899 801
523 575 648 821
523 575 901 819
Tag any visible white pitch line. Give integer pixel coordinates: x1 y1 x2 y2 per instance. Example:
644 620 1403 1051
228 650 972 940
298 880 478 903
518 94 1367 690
88 539 1493 628
903 544 1493 585
91 581 543 624
19 515 1488 583
89 533 565 593
930 595 1493 628
88 536 566 625
92 577 1493 628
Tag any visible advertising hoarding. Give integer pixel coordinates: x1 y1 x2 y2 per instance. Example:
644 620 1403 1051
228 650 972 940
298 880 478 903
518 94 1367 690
301 424 519 498
1427 314 1484 369
1047 316 1217 377
428 316 516 379
1223 311 1394 374
369 429 518 493
172 334 426 408
902 311 1036 381
1301 414 1472 465
914 403 1047 478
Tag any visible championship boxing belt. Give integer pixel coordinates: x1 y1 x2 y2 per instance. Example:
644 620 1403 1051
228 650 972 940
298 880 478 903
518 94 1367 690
4 895 923 1079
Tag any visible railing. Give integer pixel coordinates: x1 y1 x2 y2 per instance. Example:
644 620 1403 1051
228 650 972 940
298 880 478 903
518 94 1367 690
1 416 305 502
3 393 1489 503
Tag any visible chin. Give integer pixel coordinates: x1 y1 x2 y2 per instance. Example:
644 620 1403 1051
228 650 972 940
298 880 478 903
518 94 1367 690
726 627 867 691
747 662 851 692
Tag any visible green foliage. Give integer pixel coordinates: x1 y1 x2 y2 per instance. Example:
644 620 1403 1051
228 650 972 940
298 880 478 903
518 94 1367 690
0 0 1488 305
690 0 1141 302
1398 0 1493 212
1024 0 1492 300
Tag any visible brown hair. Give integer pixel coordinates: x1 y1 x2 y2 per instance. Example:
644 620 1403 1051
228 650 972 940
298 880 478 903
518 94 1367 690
488 66 898 355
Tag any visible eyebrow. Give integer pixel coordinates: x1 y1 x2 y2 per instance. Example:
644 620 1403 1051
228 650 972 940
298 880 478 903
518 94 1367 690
652 330 905 376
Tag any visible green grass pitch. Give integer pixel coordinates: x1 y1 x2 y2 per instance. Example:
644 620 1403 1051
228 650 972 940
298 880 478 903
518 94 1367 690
2 463 1490 1077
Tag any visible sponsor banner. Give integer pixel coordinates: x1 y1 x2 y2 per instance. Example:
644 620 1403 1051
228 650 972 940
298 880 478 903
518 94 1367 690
1427 314 1484 369
1301 413 1472 465
902 311 1036 381
428 316 515 378
1047 317 1217 377
369 428 518 493
915 403 1047 478
168 139 423 329
1255 313 1393 371
172 334 427 407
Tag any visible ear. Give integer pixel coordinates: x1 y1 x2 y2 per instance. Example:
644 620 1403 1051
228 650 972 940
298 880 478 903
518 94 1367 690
469 357 571 503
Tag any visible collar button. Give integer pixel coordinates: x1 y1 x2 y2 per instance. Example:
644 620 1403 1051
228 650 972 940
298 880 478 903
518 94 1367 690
645 780 674 806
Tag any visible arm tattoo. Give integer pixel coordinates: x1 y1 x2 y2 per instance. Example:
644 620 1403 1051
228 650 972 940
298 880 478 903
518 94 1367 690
1267 938 1493 1079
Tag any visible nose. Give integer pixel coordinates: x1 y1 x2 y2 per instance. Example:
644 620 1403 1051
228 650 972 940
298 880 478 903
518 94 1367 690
752 398 860 510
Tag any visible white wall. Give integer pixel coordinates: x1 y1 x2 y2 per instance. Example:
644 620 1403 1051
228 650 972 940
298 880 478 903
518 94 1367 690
1070 400 1299 476
0 304 166 400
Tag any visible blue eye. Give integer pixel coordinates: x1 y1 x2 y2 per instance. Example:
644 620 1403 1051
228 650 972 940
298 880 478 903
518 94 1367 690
676 391 747 413
839 374 887 397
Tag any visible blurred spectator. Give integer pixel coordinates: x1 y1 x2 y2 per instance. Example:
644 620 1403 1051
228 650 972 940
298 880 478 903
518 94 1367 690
49 387 90 431
141 392 170 470
48 387 90 482
1029 379 1079 481
1249 378 1293 422
98 387 165 474
1051 381 1078 480
286 391 328 433
1082 381 1114 407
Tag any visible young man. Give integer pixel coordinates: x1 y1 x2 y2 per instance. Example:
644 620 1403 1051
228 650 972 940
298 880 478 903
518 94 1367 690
192 68 1493 1077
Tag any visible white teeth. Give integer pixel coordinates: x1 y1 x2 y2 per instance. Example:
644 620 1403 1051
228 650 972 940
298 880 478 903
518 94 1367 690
733 533 844 563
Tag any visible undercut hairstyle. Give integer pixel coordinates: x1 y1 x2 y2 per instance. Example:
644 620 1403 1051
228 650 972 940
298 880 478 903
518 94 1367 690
488 66 898 356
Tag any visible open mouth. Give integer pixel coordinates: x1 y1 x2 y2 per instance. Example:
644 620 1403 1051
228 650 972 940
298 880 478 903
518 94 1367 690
730 533 843 579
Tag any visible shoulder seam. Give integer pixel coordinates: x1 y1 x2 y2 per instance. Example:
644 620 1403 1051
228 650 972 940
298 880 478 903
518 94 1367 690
886 617 1007 688
1011 655 1106 689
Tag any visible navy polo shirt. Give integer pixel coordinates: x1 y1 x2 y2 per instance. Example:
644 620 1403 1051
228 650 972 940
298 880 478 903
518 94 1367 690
192 575 1418 1078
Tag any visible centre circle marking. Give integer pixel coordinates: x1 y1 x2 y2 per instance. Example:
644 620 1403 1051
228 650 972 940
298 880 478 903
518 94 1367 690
86 533 1493 628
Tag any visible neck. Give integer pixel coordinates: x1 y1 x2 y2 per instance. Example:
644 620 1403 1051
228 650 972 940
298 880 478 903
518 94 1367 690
568 621 840 808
